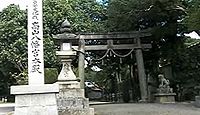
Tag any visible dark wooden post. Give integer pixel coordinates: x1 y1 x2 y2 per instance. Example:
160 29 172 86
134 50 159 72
135 37 148 101
78 38 85 89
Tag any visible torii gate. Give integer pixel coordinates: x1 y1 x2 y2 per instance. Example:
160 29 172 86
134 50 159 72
74 29 152 101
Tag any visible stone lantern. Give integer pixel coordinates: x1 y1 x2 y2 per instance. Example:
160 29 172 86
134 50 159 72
55 19 79 88
53 18 94 115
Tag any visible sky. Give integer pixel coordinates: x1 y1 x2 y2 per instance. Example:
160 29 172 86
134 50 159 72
184 31 200 39
0 0 27 11
0 0 200 39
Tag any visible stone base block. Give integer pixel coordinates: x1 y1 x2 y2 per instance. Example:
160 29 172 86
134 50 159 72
58 108 94 115
59 88 84 97
154 93 176 103
11 84 59 115
89 108 94 115
57 97 89 110
14 104 58 115
57 96 94 115
56 82 94 115
195 96 200 107
57 97 94 115
57 81 80 89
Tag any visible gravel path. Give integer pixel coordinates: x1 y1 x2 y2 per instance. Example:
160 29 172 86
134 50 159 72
91 103 200 115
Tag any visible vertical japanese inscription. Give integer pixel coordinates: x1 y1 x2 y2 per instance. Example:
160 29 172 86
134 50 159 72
28 0 44 85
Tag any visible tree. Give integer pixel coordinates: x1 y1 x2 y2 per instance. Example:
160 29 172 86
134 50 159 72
107 0 186 74
43 0 107 34
0 5 28 85
0 0 107 96
183 0 200 35
169 38 200 100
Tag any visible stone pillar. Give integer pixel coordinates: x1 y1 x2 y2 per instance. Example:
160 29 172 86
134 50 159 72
11 0 59 114
78 38 85 89
135 38 148 102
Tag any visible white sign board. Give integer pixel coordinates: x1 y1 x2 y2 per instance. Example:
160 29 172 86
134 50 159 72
62 43 71 51
28 0 44 85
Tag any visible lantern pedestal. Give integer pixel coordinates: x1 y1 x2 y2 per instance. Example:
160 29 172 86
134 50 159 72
56 51 94 115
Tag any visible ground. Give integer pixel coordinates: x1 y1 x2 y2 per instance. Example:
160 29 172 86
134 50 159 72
1 102 200 115
91 102 200 115
0 103 14 115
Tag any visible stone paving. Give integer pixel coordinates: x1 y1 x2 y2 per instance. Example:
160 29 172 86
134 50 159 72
91 102 200 115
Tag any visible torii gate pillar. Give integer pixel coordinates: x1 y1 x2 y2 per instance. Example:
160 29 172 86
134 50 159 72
135 38 148 102
78 38 85 89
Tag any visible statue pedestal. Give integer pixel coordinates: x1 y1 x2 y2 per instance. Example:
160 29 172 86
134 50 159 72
195 96 200 107
11 84 59 115
154 93 176 103
56 82 94 115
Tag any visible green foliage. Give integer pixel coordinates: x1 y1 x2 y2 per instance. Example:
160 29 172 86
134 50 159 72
13 69 28 85
106 0 187 80
68 0 107 32
43 0 71 35
121 80 130 103
107 0 151 31
0 5 27 71
171 39 200 100
0 5 28 88
183 0 200 34
44 68 58 84
107 0 185 31
43 0 107 34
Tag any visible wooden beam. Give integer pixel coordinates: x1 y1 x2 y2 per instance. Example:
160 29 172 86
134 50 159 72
80 33 151 40
77 29 152 40
72 44 152 51
54 29 151 40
